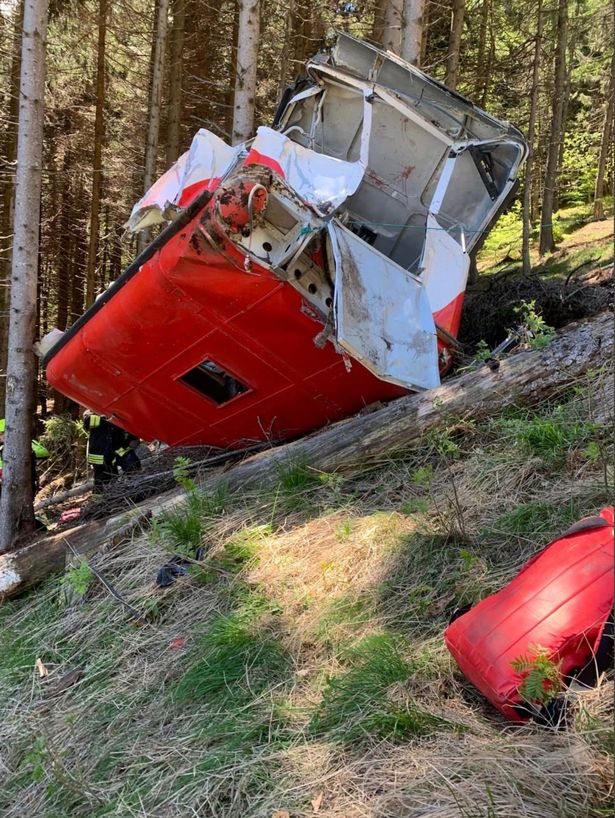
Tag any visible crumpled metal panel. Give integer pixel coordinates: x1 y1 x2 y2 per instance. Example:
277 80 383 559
329 221 440 390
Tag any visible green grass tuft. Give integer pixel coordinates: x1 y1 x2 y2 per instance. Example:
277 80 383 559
310 633 449 742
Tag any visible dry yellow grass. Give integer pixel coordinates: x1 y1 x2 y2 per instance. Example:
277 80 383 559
0 367 612 817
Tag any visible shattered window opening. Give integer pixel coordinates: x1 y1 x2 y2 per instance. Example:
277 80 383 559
179 360 249 405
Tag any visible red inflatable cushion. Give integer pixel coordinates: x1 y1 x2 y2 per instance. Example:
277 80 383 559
445 507 614 721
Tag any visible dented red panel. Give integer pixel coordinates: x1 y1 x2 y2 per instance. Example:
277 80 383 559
46 205 405 448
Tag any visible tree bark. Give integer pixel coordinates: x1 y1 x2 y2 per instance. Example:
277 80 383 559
372 0 386 46
138 0 170 254
166 0 185 166
0 0 50 553
475 0 490 101
85 0 107 308
445 0 465 90
232 0 260 144
2 311 611 596
0 1 24 415
401 0 425 65
522 0 543 276
383 0 403 55
593 54 614 220
539 0 568 255
277 0 294 98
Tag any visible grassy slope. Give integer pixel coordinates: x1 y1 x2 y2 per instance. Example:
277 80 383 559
0 218 613 818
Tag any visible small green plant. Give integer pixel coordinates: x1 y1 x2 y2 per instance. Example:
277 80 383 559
61 558 94 597
411 464 433 486
21 736 48 783
172 456 196 494
582 441 601 464
218 524 271 571
473 339 492 362
400 497 429 515
513 300 555 349
426 429 460 459
336 519 353 542
512 645 563 705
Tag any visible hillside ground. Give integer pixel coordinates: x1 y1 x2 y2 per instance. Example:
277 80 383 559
0 361 613 817
0 211 613 818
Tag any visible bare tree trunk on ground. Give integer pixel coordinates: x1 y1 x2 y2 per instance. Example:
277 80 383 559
522 0 543 277
383 0 403 55
593 55 614 221
166 0 185 165
445 0 465 90
0 0 50 553
85 0 107 308
401 0 425 65
138 0 170 254
539 0 568 255
232 0 260 144
2 312 611 595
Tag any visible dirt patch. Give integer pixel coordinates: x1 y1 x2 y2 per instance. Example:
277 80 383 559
460 263 613 349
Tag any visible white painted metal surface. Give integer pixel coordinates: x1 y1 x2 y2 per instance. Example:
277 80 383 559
329 221 440 390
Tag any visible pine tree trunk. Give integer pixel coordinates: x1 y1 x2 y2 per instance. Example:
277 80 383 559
401 0 425 65
166 0 185 165
539 0 568 256
0 0 50 553
225 0 240 139
372 0 386 46
445 0 465 90
419 0 431 66
85 0 107 308
522 0 543 276
0 1 24 416
383 0 403 55
232 0 260 144
475 0 490 101
277 1 294 98
593 55 614 220
138 0 170 253
553 0 580 212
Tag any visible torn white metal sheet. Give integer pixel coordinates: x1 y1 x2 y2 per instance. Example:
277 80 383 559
127 130 241 232
329 220 440 390
248 126 367 214
419 213 471 317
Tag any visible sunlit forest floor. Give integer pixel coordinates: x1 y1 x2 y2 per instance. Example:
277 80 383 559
0 214 613 818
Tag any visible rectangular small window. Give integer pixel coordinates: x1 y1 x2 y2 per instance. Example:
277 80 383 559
179 359 248 405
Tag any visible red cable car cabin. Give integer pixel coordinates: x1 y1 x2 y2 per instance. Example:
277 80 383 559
44 35 527 449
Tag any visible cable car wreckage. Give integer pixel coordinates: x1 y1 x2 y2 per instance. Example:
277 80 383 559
45 34 528 449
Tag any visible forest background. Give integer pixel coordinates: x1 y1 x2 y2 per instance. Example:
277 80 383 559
0 0 612 414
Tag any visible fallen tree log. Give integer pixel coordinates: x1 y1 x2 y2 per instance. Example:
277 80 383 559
34 482 94 511
1 312 612 601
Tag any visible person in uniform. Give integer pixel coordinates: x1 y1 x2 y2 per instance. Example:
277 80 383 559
83 412 141 490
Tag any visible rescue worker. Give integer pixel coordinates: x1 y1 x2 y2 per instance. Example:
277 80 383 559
0 418 50 496
83 411 141 490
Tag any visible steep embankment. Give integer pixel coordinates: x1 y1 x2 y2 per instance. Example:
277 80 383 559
0 358 612 817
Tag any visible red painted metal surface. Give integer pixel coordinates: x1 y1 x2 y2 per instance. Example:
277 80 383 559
46 204 406 448
445 507 615 721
